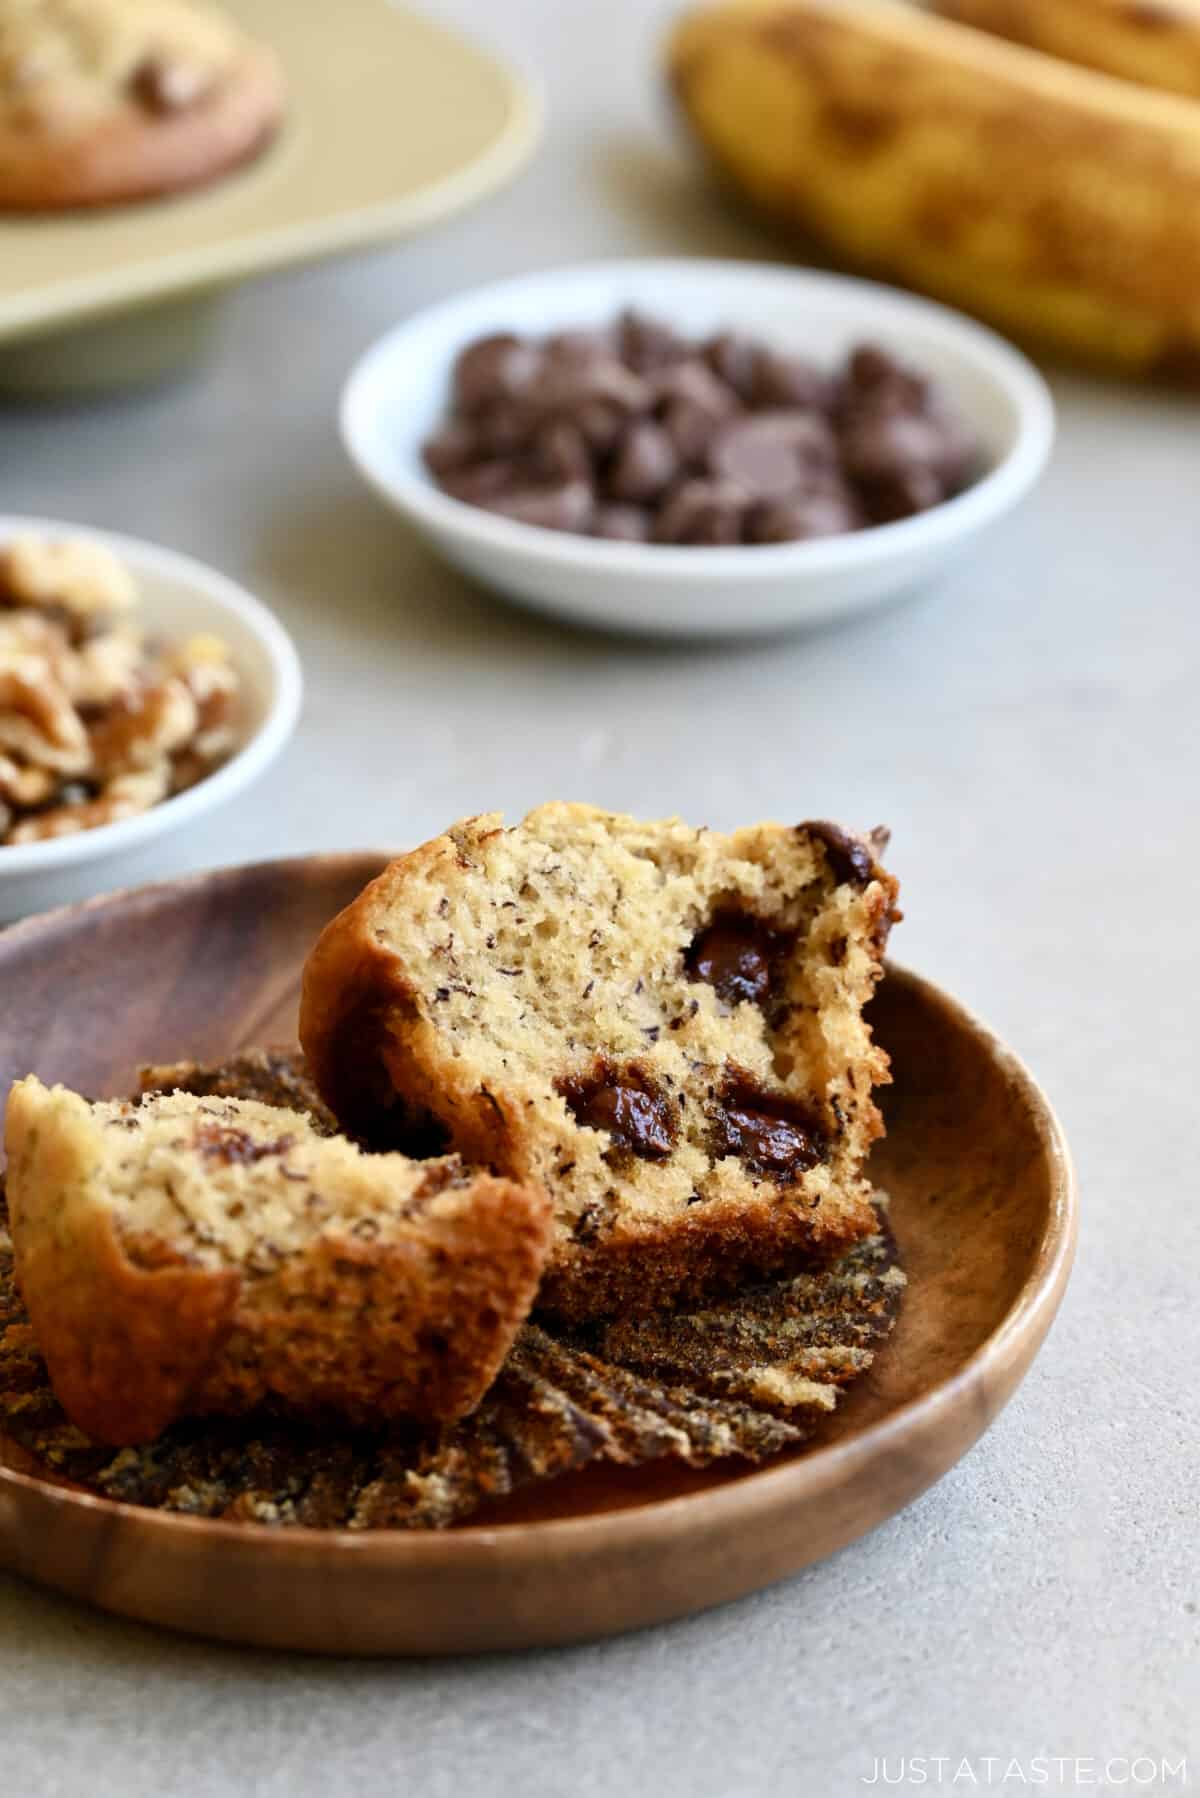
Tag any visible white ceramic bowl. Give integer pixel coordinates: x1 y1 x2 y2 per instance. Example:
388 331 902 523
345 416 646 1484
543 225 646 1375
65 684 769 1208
0 518 302 918
342 259 1055 639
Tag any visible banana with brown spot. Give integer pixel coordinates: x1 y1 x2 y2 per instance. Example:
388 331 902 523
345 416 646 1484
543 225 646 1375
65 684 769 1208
936 0 1200 101
667 0 1200 379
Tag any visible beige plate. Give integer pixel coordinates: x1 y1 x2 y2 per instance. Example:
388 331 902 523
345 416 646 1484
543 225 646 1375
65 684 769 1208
0 1 541 392
0 854 1077 1656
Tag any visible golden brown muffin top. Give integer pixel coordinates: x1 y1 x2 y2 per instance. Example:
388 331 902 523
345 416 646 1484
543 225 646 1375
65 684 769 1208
0 0 249 134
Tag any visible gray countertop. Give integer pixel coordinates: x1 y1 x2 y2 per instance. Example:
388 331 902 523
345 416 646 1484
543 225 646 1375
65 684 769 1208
1 3 1196 1792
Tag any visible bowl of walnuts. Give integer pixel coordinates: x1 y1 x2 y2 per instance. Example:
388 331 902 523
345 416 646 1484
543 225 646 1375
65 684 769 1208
0 519 301 918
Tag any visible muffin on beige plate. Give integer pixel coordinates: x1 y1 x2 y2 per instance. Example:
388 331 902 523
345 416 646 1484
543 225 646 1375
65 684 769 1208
0 0 285 211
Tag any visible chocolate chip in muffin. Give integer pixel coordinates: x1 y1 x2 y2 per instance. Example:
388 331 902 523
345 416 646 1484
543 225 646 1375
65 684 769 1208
803 820 878 888
709 1075 828 1180
685 912 792 1009
193 1122 294 1166
129 56 213 115
557 1060 679 1162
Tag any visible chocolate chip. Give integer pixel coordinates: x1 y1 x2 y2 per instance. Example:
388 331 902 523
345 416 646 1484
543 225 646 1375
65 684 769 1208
927 404 983 492
557 1061 678 1160
193 1123 293 1166
661 400 720 468
704 332 761 403
477 480 594 533
618 309 688 374
861 466 945 524
573 1203 603 1242
439 460 526 506
840 411 955 485
655 479 746 546
574 399 627 455
422 422 480 478
129 56 211 113
592 505 652 543
532 356 650 419
546 329 612 366
650 359 740 417
748 492 863 542
845 344 919 401
606 420 679 503
531 419 593 484
473 401 539 458
709 1076 826 1179
453 335 543 413
654 363 741 467
803 820 876 887
708 411 837 500
686 912 789 1007
754 351 831 412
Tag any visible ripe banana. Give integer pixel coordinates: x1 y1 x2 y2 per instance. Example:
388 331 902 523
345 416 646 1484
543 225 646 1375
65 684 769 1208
935 0 1200 101
668 0 1200 378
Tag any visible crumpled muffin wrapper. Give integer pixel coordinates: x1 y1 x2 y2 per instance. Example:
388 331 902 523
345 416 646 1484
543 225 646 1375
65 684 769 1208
0 1050 904 1531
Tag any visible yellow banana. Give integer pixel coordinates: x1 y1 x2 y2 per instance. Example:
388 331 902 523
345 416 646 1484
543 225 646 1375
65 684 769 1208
667 0 1200 377
935 0 1200 101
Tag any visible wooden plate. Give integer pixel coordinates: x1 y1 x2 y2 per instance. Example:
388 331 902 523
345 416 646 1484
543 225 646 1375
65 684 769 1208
0 855 1076 1655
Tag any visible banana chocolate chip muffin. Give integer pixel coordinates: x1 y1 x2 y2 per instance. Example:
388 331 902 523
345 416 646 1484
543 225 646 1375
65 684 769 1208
301 804 899 1320
4 1078 552 1444
0 0 285 211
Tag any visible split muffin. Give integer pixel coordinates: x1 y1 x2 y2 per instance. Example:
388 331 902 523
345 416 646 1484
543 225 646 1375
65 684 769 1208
301 804 899 1319
4 1079 552 1443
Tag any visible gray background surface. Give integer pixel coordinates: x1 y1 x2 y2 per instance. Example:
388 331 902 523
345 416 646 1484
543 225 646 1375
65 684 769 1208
1 2 1197 1793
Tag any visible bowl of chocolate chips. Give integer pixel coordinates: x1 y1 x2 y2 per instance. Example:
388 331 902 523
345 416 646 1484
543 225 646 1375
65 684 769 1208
341 259 1054 637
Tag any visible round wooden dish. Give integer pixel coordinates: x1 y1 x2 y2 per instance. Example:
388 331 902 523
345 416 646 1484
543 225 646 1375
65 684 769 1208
0 855 1077 1655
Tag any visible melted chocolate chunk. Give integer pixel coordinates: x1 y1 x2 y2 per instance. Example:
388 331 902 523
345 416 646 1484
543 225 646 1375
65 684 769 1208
557 1061 678 1161
709 1077 827 1180
802 820 876 888
685 912 789 1008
